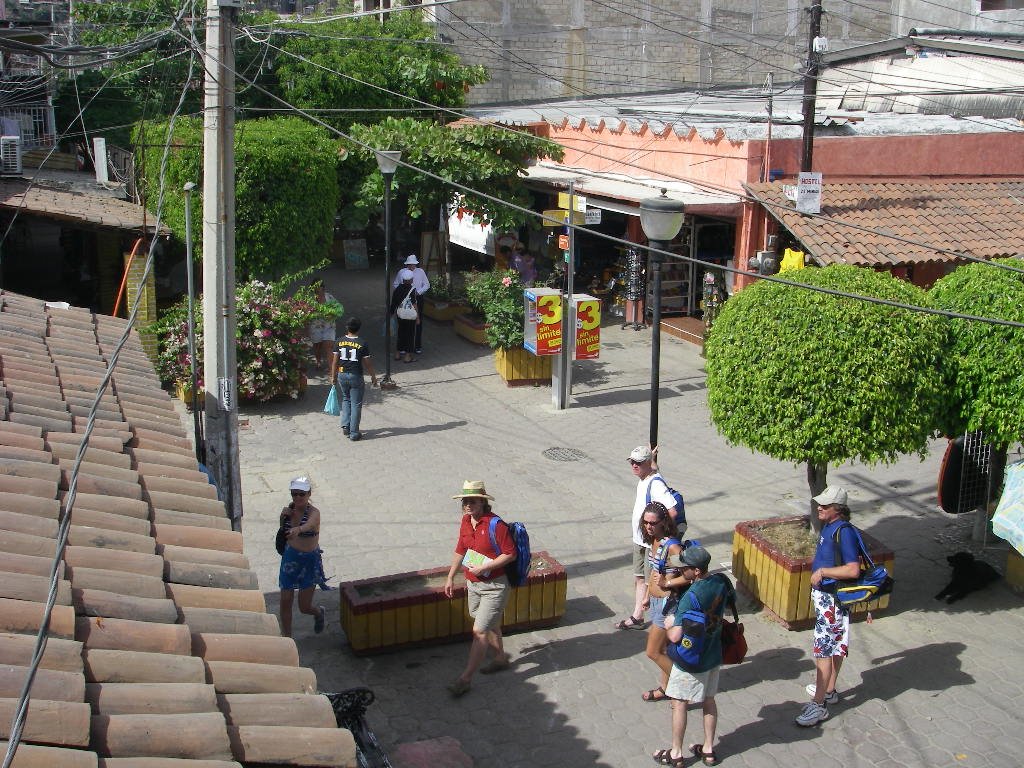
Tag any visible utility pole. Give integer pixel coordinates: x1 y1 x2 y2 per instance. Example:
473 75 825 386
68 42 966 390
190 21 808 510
202 0 242 530
800 0 823 172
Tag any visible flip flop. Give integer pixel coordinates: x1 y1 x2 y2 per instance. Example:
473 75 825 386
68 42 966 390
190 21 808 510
642 686 668 702
480 657 512 674
690 744 720 766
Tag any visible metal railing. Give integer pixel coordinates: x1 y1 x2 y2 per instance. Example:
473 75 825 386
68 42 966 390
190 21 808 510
0 104 56 149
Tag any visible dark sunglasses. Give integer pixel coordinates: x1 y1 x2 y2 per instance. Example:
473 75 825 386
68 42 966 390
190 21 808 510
290 490 308 497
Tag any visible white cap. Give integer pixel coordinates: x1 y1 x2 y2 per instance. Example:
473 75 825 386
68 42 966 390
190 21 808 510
398 268 414 281
289 476 311 492
812 486 848 506
629 446 652 463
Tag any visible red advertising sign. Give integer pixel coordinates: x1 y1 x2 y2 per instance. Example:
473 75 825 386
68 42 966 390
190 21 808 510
535 293 562 355
574 297 601 360
557 234 569 250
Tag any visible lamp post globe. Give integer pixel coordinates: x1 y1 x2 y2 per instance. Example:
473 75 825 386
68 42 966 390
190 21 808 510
375 150 402 390
638 192 685 448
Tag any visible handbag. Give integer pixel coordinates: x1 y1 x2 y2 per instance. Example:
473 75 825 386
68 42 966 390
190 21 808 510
275 517 287 556
396 288 418 320
323 385 340 416
720 601 747 665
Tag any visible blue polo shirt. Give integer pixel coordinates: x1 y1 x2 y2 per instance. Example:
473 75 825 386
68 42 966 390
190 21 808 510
812 519 861 590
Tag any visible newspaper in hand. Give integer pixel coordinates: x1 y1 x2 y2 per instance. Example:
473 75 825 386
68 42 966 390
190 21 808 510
462 549 492 576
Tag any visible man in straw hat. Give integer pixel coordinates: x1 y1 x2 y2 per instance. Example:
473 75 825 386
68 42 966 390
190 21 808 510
443 480 517 697
391 254 430 354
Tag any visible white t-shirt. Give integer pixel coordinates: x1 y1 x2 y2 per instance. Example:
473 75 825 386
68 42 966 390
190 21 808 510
632 473 677 547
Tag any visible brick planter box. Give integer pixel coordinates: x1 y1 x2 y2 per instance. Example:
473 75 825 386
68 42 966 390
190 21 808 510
339 551 566 655
452 313 489 345
732 515 894 630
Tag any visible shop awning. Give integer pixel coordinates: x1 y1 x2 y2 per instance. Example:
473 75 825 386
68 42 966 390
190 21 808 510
524 163 741 216
745 180 1024 268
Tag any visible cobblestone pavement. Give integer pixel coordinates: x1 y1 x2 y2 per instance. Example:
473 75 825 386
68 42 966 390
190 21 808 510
235 264 1024 768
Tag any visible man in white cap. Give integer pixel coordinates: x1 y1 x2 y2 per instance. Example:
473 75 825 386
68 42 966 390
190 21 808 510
616 445 680 630
391 255 430 354
796 485 861 727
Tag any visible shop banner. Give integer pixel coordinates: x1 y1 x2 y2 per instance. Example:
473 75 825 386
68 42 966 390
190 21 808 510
573 296 601 360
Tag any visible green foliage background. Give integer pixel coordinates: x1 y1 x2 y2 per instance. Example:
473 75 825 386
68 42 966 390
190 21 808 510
271 13 487 132
464 269 525 350
136 116 340 280
704 265 945 468
929 257 1024 447
347 118 562 232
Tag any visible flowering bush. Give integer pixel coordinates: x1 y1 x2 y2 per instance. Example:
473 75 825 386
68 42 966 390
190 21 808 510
463 269 525 350
148 272 342 402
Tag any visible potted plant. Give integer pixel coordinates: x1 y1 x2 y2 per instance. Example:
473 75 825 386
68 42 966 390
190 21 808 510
149 271 342 403
422 274 470 323
462 269 551 386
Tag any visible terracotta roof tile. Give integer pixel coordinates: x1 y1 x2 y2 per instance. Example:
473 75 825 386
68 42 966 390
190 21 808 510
745 180 1024 267
0 291 355 767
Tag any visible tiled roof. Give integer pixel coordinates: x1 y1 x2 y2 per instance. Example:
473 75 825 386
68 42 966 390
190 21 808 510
0 291 354 767
0 179 167 234
744 180 1024 268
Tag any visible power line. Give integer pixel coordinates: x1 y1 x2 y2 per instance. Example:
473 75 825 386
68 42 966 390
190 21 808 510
175 26 1024 331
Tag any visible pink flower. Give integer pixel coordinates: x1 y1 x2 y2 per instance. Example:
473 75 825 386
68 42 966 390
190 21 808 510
501 276 512 287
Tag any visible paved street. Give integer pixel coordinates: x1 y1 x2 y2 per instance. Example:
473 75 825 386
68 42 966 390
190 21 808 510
235 264 1024 768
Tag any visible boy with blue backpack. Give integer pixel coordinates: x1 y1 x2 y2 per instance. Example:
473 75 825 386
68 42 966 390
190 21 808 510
654 546 734 767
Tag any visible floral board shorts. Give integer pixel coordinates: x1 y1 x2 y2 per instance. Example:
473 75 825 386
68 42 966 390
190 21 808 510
812 588 849 658
279 546 331 591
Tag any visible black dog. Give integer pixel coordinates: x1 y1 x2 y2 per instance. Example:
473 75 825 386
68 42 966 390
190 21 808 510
935 552 1000 604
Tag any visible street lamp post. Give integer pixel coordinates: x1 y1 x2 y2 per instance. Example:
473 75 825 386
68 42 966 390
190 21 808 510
375 150 402 390
182 181 203 462
639 192 685 448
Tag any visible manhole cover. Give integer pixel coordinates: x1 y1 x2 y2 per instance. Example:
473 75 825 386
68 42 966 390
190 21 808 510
542 447 589 462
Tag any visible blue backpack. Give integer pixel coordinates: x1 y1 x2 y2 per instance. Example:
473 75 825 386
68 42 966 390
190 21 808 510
645 474 686 527
488 516 532 587
666 574 732 672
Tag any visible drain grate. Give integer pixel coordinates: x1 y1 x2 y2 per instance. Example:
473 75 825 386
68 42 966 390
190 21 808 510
542 447 589 462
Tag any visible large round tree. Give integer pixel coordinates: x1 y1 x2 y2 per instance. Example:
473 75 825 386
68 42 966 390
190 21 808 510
705 264 945 525
929 257 1024 448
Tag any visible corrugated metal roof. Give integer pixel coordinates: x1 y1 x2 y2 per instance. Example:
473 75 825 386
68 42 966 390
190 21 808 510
745 180 1024 268
526 162 740 210
0 178 167 234
469 86 1021 143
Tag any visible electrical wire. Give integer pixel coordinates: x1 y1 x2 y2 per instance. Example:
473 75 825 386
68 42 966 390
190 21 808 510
176 26 1024 330
246 24 1024 276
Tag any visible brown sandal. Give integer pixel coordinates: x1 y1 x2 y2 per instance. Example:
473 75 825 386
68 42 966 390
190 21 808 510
690 744 720 766
642 686 668 702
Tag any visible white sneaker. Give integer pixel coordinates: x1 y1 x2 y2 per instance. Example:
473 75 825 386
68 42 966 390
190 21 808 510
796 700 829 727
804 683 839 705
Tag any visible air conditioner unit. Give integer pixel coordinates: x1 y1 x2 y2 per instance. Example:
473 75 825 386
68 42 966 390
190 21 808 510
0 136 22 177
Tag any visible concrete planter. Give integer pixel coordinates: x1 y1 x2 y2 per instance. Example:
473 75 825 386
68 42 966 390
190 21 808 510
452 312 489 345
732 515 894 630
422 298 471 323
494 346 552 387
339 551 566 655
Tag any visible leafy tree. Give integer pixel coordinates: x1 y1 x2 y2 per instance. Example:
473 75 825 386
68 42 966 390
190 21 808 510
704 265 945 526
269 13 487 132
136 116 340 280
929 258 1024 448
345 117 562 232
56 0 274 148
